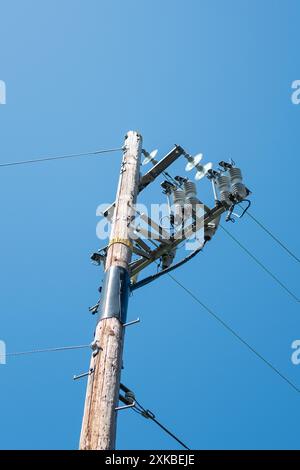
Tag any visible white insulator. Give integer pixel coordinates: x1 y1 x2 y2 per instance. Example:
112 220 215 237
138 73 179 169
142 149 158 166
195 162 213 181
216 175 231 205
185 153 203 172
229 167 247 199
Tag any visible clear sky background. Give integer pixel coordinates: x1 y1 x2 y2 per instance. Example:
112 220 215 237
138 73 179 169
0 0 299 450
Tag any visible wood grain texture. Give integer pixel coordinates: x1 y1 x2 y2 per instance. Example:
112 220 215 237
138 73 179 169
79 131 142 450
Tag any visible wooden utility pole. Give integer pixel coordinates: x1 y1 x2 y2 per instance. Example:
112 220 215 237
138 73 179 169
79 130 142 450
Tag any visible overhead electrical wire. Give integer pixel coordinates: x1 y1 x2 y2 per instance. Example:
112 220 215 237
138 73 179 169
166 272 300 394
3 313 189 446
220 224 300 303
1 344 91 358
2 144 299 442
0 147 123 168
246 211 300 264
132 399 190 450
131 242 205 290
131 214 299 391
119 388 191 450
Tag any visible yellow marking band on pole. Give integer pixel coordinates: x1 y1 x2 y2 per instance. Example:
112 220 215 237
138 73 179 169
108 238 133 249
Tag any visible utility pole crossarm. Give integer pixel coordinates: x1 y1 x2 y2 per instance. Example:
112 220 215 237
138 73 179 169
79 131 142 450
102 145 184 219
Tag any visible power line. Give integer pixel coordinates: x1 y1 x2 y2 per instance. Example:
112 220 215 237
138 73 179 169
0 147 123 168
167 272 300 394
131 398 190 450
246 211 300 264
1 344 90 358
132 242 205 290
220 224 300 303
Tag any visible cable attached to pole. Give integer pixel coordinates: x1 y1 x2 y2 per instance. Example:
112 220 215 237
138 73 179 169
0 147 123 168
131 242 205 291
119 387 190 450
2 344 91 358
134 399 190 450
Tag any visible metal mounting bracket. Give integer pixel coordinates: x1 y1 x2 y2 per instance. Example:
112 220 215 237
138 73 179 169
115 402 136 412
90 340 102 357
73 368 94 381
123 318 140 327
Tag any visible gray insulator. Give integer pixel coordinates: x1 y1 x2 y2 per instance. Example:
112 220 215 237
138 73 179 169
183 180 196 197
186 196 199 206
172 189 185 207
232 182 247 199
183 180 199 206
229 167 243 183
229 168 247 199
216 175 230 190
219 190 231 204
216 175 231 205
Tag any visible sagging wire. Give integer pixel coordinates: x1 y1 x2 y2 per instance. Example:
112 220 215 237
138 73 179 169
131 242 205 291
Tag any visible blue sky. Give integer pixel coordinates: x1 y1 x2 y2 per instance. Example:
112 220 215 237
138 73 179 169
0 0 299 450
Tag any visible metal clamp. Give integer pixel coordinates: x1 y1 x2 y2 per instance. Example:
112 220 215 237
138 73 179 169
117 385 136 411
89 301 100 315
90 340 102 357
141 409 155 420
108 237 133 250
